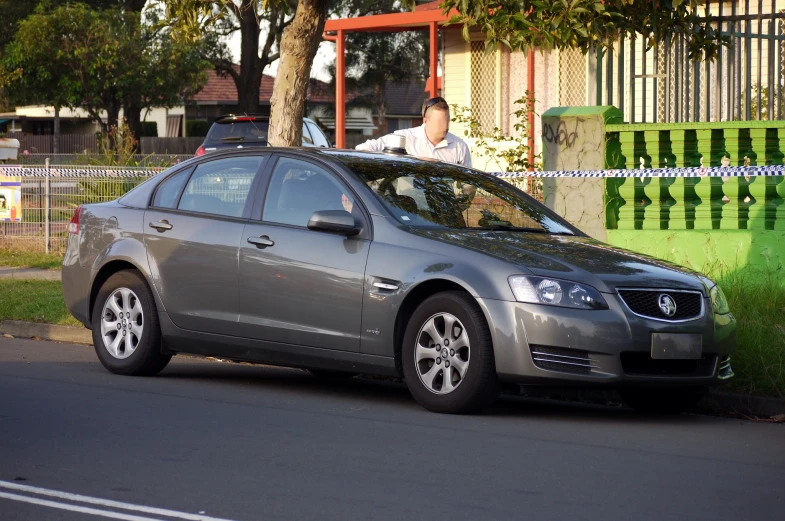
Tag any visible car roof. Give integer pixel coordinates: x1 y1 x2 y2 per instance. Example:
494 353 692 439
214 114 318 124
189 146 483 175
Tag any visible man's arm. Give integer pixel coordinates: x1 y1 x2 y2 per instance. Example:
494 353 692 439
355 135 389 151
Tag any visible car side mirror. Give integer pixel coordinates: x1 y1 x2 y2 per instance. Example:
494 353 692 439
307 210 360 236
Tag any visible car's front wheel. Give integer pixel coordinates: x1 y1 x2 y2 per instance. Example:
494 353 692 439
91 270 171 376
619 386 708 414
402 291 500 414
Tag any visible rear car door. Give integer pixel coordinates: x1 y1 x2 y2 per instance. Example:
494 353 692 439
236 155 370 352
144 155 267 335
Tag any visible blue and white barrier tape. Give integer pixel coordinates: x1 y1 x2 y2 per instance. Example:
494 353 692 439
3 164 785 178
0 166 162 177
492 164 785 178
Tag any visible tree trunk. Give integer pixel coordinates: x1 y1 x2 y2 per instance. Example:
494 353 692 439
105 104 121 151
124 100 143 153
268 0 328 146
236 1 264 114
375 84 387 136
53 106 60 155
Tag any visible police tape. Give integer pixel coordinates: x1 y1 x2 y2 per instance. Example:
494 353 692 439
0 166 163 177
492 164 785 178
3 163 785 178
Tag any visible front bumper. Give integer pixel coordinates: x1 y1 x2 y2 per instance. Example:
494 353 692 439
478 293 736 386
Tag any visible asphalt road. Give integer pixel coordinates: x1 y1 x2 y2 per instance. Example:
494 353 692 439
1 337 783 521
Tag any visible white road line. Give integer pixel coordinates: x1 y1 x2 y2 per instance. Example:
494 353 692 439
0 491 166 521
0 480 239 521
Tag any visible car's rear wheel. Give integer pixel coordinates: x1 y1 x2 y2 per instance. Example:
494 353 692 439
91 270 171 376
619 386 708 414
401 291 499 414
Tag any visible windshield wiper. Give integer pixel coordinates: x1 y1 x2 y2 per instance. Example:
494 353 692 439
470 226 574 235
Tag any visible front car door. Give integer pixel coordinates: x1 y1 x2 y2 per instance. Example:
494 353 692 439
144 155 267 335
236 155 370 352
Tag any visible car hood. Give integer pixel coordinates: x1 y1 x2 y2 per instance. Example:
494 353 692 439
411 229 709 294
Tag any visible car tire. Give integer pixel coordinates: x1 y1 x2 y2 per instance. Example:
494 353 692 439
307 369 358 379
401 291 500 414
91 270 171 376
619 386 708 414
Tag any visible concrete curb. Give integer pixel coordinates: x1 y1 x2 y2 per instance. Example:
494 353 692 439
1 319 783 419
0 266 62 281
1 320 92 345
695 390 785 420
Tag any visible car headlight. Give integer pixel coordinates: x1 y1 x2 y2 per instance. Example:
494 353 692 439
508 276 608 310
710 285 730 315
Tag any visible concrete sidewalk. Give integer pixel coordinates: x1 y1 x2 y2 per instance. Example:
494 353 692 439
0 265 61 281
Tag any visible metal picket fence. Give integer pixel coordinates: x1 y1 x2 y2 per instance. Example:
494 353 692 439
0 165 160 253
0 164 545 254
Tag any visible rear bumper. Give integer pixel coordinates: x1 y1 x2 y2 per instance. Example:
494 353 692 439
62 235 92 328
478 295 736 387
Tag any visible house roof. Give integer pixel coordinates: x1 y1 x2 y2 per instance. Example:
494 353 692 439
191 68 334 104
191 67 427 116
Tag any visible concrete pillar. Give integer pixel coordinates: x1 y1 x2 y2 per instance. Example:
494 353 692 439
541 106 624 242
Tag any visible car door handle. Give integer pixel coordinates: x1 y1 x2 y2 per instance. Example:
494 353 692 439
247 235 274 248
149 220 173 232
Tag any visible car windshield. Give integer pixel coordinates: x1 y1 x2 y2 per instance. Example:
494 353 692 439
333 153 575 235
204 120 269 145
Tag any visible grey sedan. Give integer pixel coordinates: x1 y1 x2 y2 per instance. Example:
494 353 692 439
62 149 736 414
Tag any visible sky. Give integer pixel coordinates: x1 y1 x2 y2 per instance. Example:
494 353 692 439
226 29 336 83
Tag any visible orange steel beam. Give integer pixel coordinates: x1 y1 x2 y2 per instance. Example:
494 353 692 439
324 9 457 33
324 30 346 148
429 21 438 99
527 49 535 171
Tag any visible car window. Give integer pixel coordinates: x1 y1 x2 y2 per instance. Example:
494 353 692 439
332 154 575 235
262 157 357 227
152 168 191 209
306 121 330 147
301 122 314 145
204 120 269 145
177 157 265 218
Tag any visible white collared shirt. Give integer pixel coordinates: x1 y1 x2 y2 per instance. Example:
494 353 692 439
355 125 472 168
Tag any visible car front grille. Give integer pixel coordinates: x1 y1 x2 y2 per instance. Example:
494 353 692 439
617 289 703 321
620 352 717 376
530 345 596 375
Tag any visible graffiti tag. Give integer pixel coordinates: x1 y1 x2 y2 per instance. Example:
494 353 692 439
543 120 578 148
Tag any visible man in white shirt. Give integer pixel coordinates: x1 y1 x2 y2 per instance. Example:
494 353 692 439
355 97 473 168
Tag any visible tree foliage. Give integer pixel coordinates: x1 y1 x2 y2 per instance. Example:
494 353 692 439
0 3 210 144
159 0 295 114
439 0 729 60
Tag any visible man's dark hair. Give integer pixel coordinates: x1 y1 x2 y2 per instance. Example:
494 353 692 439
422 97 449 117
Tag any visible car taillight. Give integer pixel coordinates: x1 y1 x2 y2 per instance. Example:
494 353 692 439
68 205 82 235
234 116 256 122
195 145 206 156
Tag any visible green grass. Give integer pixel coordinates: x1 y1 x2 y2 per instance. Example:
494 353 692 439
718 269 785 399
0 249 64 270
0 279 80 326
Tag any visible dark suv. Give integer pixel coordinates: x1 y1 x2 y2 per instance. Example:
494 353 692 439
195 114 332 156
